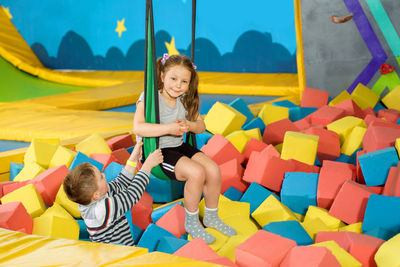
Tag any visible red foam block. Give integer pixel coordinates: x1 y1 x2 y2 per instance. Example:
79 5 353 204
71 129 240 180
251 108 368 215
335 99 364 119
155 204 186 238
304 127 341 162
173 238 221 261
219 158 248 194
111 148 131 165
0 202 33 234
106 134 134 151
378 109 400 124
90 153 118 171
243 138 269 165
201 134 244 165
309 105 346 126
362 122 400 152
281 246 340 267
300 87 330 108
263 118 299 145
131 191 153 230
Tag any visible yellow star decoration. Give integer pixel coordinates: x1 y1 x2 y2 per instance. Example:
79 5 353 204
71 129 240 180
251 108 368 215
115 18 126 38
165 37 180 56
2 6 13 19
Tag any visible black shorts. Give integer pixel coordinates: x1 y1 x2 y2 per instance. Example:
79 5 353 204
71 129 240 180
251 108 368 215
160 143 202 180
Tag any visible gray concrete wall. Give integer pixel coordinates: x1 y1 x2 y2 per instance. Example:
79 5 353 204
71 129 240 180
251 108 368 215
301 0 400 97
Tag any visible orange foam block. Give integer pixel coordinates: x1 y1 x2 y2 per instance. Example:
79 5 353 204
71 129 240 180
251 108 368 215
32 165 69 207
219 158 247 193
106 134 134 151
90 153 118 171
383 166 400 197
317 160 356 209
110 148 130 165
281 246 341 267
130 191 153 230
304 127 341 162
378 109 400 124
362 122 400 152
334 99 364 119
155 203 186 238
235 230 296 267
262 118 299 145
316 231 385 267
309 105 345 126
329 180 375 224
200 134 244 165
0 202 33 234
242 138 269 164
300 87 330 108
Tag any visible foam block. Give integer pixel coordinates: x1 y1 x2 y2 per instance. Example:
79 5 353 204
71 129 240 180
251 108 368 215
229 97 255 125
151 201 184 223
32 213 80 240
90 153 118 172
223 186 243 201
42 202 74 220
272 100 301 122
235 230 296 267
24 139 58 168
242 117 266 135
289 158 320 173
263 220 313 245
146 173 184 202
280 246 341 267
221 215 259 237
187 228 229 252
364 227 397 241
358 147 399 186
396 138 400 158
199 195 251 221
48 146 77 168
244 128 262 141
252 195 298 227
216 235 249 262
2 181 30 196
194 131 213 149
378 109 400 123
317 160 356 209
0 183 46 218
110 148 130 165
13 162 46 182
219 158 247 194
262 118 299 145
304 127 341 162
351 83 380 110
281 131 319 165
200 134 244 165
55 184 81 218
124 210 144 244
204 101 247 136
309 105 346 126
106 134 134 151
312 240 362 267
173 238 222 262
156 236 190 254
339 222 362 233
0 202 33 234
362 195 400 233
327 116 366 144
225 130 251 153
375 233 400 266
240 182 279 214
304 206 343 230
362 122 400 152
301 218 332 240
75 133 112 157
137 223 176 252
131 191 153 231
341 126 367 156
329 90 352 106
0 181 15 198
329 180 375 224
155 203 185 238
102 161 124 183
381 85 400 110
258 103 289 125
69 151 104 172
383 166 400 197
76 219 90 240
9 162 24 181
301 87 330 108
335 99 365 119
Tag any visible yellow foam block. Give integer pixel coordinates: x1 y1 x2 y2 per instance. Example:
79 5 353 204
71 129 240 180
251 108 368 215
33 215 79 240
222 215 259 237
24 140 59 168
329 90 352 106
188 228 229 252
312 240 362 267
199 195 250 220
274 143 283 153
225 130 250 153
294 212 305 222
55 185 81 218
382 85 400 111
301 218 332 240
244 128 262 141
35 138 60 145
304 206 344 230
49 146 77 168
75 133 112 156
204 102 247 136
341 126 367 156
217 235 250 262
350 83 380 110
41 202 74 220
252 195 298 227
339 222 362 233
281 131 319 165
327 116 366 144
0 183 46 218
258 103 289 125
0 172 9 182
13 162 46 182
395 138 400 159
375 233 400 267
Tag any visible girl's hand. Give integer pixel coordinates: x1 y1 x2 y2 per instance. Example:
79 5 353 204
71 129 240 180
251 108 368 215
177 120 190 134
129 140 143 162
141 149 164 172
168 121 187 136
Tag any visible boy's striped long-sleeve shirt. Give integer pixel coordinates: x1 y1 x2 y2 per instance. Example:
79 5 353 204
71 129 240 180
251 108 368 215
79 168 150 245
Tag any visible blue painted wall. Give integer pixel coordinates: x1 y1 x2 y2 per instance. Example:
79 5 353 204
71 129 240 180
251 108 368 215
0 0 297 73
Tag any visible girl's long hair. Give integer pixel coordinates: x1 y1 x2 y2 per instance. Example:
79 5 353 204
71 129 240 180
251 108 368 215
156 55 199 121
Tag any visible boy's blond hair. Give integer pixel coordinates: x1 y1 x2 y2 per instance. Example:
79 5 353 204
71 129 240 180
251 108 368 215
63 162 98 205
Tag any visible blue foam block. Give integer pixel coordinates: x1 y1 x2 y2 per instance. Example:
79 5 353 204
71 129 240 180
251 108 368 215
240 182 280 214
103 161 124 183
9 162 24 181
242 117 266 135
146 173 184 202
126 145 134 154
272 100 300 121
156 236 190 254
223 186 243 201
69 152 103 172
263 220 313 246
76 219 89 240
281 172 319 215
151 202 184 223
397 117 400 125
229 97 255 125
125 210 144 244
195 131 213 149
362 194 400 233
297 107 318 121
358 147 399 186
137 223 175 252
364 227 397 241
373 102 386 114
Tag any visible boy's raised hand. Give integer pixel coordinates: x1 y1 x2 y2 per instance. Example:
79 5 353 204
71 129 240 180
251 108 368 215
129 140 143 162
141 149 164 173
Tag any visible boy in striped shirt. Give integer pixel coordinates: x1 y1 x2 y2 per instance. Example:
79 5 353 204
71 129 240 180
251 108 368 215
63 140 163 245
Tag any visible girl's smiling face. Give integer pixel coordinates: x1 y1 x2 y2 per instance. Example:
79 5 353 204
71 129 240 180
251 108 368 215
161 65 192 99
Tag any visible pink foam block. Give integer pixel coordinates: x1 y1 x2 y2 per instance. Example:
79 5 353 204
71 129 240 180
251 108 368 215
243 153 293 192
155 204 186 238
300 87 330 108
367 186 383 195
378 109 400 124
235 230 297 267
362 122 400 152
288 159 320 173
106 134 134 151
2 181 30 197
363 107 377 118
309 105 346 126
317 160 356 209
201 134 244 165
316 231 385 267
206 256 237 267
304 127 341 162
383 166 400 197
111 148 130 165
262 118 299 145
130 191 153 230
0 181 15 198
32 165 69 206
243 138 269 165
364 114 389 127
0 202 33 234
335 99 364 119
356 150 367 184
219 158 248 193
173 238 221 261
90 153 118 171
293 117 312 131
329 180 375 224
280 246 341 267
